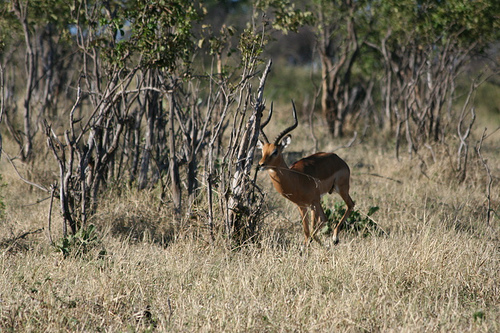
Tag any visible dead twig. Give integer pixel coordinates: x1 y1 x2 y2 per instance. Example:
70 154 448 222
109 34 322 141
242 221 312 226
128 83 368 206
2 150 49 193
475 128 494 229
20 196 51 207
361 172 403 184
333 131 358 152
48 184 56 244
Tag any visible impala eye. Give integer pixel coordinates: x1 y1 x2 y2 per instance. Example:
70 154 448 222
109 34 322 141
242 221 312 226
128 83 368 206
271 148 278 156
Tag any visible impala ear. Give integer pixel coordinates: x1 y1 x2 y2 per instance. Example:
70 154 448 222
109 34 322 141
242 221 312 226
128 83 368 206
281 135 292 149
257 140 264 150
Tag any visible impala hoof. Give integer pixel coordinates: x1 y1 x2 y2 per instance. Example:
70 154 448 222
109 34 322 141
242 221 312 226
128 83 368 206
332 237 339 245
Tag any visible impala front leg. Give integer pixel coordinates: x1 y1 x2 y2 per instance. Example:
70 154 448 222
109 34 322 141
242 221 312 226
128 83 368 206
311 202 327 245
297 206 311 245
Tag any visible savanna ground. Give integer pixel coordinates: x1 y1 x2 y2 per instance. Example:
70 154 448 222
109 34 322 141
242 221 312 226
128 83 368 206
1 110 499 332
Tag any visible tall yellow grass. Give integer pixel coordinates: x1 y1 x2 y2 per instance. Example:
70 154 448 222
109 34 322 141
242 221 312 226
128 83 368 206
0 126 498 332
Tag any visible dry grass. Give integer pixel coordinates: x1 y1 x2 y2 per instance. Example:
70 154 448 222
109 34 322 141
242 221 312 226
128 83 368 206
1 128 499 332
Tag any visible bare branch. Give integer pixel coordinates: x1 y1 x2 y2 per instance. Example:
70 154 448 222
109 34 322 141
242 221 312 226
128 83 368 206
2 150 49 193
476 129 494 228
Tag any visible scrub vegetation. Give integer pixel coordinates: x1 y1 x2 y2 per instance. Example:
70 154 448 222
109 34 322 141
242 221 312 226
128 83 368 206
0 0 499 331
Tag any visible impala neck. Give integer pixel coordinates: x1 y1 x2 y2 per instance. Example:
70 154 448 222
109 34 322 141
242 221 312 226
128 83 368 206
269 154 289 172
266 155 294 190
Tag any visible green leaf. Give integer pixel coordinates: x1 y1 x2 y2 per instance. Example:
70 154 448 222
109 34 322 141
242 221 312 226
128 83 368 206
367 206 380 216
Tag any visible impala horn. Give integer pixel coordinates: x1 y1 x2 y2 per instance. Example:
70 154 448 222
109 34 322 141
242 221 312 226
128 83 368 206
260 102 273 144
274 100 298 145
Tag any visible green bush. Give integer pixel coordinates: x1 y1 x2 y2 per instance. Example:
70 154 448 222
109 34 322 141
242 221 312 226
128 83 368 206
54 224 105 258
321 201 383 238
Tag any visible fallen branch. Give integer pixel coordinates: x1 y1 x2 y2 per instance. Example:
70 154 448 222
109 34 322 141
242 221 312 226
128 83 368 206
0 228 44 254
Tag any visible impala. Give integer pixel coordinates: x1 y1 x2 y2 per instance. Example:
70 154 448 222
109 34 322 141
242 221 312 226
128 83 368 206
257 101 355 245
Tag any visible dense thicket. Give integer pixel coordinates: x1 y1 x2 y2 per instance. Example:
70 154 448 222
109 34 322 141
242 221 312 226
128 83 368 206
0 0 498 241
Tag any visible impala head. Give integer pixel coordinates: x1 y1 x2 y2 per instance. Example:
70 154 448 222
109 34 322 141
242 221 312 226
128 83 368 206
257 101 298 170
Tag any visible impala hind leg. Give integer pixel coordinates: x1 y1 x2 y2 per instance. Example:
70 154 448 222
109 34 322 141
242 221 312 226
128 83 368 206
332 190 355 245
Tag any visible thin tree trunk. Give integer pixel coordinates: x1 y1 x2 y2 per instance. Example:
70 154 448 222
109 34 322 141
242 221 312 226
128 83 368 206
13 1 35 161
168 92 182 216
